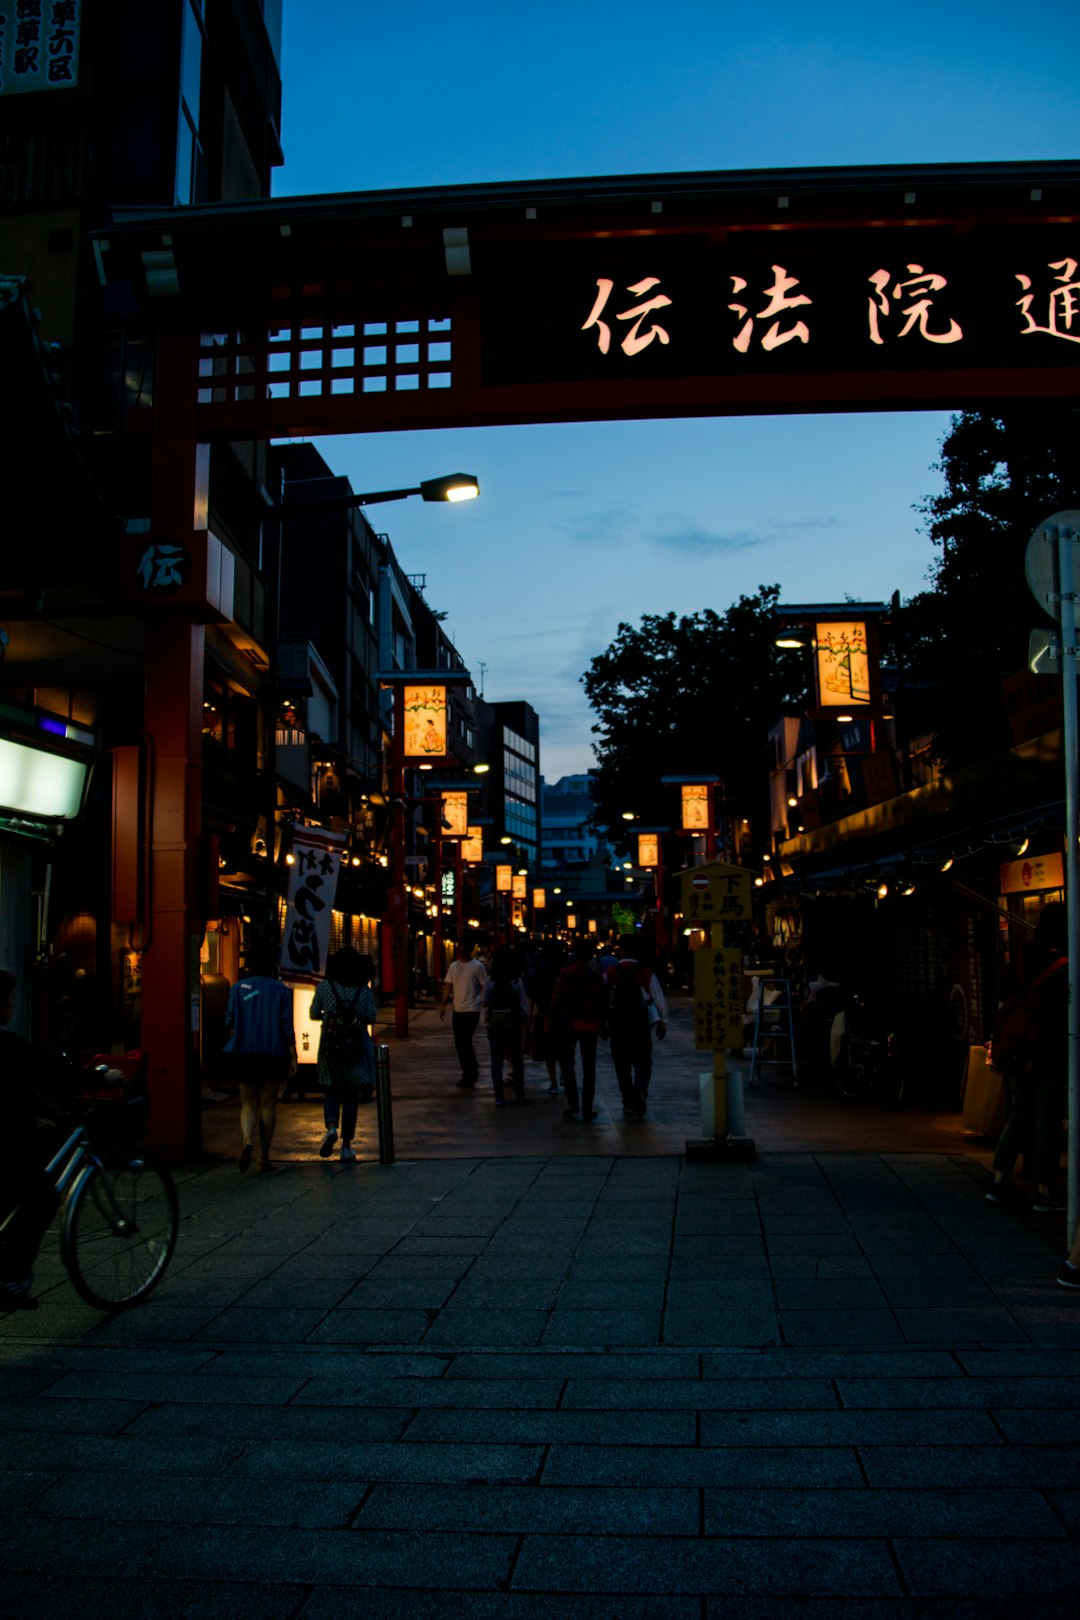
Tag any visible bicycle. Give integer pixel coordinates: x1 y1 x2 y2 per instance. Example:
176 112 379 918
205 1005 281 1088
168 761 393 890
49 1122 178 1310
3 1057 179 1312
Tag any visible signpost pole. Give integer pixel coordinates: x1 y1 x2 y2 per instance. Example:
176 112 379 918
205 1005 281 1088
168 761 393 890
1057 523 1080 1248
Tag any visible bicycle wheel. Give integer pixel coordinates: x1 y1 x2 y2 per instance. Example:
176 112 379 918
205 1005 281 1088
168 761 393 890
61 1153 178 1310
834 1042 877 1100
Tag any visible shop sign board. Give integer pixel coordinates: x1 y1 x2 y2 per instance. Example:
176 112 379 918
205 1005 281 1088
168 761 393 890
678 861 753 925
0 1 81 96
1000 852 1065 894
280 826 344 983
693 945 744 1051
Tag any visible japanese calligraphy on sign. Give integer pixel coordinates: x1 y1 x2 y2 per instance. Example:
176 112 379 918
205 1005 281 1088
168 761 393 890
495 863 513 893
137 543 190 592
462 825 483 862
402 684 447 758
280 828 343 985
483 226 1080 395
815 621 871 707
0 0 81 96
694 946 744 1052
678 862 753 926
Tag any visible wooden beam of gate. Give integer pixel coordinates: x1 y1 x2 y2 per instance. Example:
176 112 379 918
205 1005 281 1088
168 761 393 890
95 160 1080 440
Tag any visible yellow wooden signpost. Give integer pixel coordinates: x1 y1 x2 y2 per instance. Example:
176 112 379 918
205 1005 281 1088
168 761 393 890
678 861 756 1162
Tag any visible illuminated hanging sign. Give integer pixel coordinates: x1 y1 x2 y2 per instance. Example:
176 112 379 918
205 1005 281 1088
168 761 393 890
532 887 546 909
0 1 81 96
681 784 711 831
483 232 1080 388
442 791 469 836
280 827 344 984
0 703 94 821
402 684 447 759
462 825 483 862
512 874 527 899
638 833 660 867
1000 853 1065 894
815 621 871 707
495 864 513 892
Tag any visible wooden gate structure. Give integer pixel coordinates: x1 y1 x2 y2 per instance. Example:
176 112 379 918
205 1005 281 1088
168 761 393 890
93 160 1080 1152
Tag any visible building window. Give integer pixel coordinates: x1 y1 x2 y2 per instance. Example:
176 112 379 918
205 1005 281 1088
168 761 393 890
175 0 205 205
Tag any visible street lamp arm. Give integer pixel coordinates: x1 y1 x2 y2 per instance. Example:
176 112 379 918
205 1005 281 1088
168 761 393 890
283 473 479 515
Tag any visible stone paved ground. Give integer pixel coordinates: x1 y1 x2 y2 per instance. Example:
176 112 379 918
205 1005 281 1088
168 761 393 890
1 995 1077 1616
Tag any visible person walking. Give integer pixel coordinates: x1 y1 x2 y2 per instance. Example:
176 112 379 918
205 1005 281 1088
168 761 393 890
527 939 566 1095
605 935 668 1118
310 947 377 1163
223 946 297 1175
439 938 487 1088
482 945 530 1106
549 938 608 1121
985 901 1067 1212
0 968 59 1311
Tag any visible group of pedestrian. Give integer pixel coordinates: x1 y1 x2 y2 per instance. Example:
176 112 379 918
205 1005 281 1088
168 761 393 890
223 945 376 1172
439 933 668 1119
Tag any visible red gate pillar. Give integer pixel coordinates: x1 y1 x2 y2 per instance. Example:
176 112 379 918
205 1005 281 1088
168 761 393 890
140 321 207 1159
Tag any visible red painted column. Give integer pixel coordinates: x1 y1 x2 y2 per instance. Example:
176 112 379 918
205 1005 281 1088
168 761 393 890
140 321 206 1159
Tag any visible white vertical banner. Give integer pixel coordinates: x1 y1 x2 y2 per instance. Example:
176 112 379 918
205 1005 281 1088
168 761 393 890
0 1 82 96
280 827 344 985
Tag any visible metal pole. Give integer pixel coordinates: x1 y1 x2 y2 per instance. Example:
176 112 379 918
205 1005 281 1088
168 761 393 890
375 1043 395 1164
1057 523 1079 1249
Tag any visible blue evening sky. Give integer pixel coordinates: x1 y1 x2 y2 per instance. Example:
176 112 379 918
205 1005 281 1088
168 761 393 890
273 1 1079 780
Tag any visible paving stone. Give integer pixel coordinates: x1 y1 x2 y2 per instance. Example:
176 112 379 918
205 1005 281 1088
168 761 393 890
663 1308 781 1347
305 1309 431 1345
699 1409 1000 1446
403 1408 694 1445
837 1375 1080 1409
895 1537 1077 1597
0 1575 299 1619
542 1309 662 1346
562 1377 838 1411
357 1481 698 1534
892 1307 1029 1343
542 1444 864 1487
858 1445 1080 1487
422 1310 550 1347
292 1377 562 1410
123 1402 408 1442
780 1310 904 1347
231 1439 543 1483
703 1485 1064 1538
511 1533 901 1596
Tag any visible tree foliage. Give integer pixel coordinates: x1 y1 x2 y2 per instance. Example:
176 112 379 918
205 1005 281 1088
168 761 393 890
895 404 1080 766
581 584 803 846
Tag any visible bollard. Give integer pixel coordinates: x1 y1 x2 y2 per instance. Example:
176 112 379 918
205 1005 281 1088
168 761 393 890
375 1043 395 1164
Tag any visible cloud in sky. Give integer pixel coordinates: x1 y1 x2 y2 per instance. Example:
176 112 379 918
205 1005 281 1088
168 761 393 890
650 514 841 556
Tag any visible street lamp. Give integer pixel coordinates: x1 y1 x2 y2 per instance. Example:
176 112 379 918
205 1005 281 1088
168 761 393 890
284 473 480 515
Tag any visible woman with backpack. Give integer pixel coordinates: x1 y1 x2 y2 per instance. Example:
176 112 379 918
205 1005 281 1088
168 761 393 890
481 945 530 1106
310 947 377 1162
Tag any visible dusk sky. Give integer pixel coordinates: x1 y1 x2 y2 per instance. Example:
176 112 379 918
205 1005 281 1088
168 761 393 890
273 2 1079 780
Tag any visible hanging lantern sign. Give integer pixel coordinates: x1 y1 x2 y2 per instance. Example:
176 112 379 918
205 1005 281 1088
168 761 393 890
638 832 660 867
442 790 469 836
533 887 546 909
681 783 710 831
402 683 448 758
512 873 527 899
462 825 484 862
815 621 871 707
496 863 513 892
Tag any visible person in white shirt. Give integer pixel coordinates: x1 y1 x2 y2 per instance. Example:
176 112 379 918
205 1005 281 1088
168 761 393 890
439 939 487 1087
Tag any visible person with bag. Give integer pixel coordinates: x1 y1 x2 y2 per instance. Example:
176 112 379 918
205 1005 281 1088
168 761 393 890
605 935 668 1118
439 938 487 1088
985 901 1067 1211
224 945 297 1175
310 947 377 1163
549 938 609 1121
481 945 530 1106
